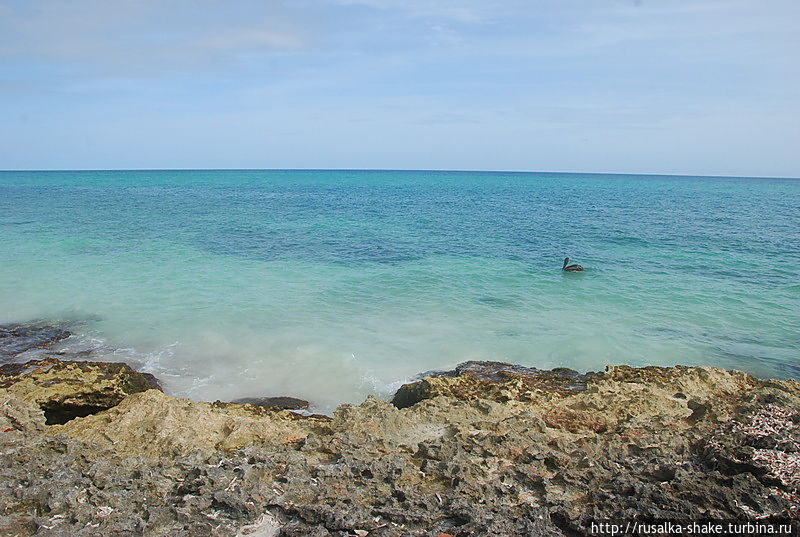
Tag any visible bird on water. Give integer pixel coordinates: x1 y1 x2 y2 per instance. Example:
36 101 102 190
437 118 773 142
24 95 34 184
562 257 585 272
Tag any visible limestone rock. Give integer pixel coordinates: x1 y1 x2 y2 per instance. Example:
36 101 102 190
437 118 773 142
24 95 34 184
542 405 607 433
391 360 600 408
232 396 310 410
0 357 161 424
0 322 71 360
0 388 46 433
1 358 798 536
53 389 330 457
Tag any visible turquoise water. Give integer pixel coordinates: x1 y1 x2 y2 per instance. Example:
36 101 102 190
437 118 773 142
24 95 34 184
1 170 798 411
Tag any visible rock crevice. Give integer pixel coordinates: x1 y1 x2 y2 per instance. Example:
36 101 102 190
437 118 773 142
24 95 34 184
1 354 798 537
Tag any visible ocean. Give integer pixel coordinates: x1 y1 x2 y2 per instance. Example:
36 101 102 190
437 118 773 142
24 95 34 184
1 170 798 411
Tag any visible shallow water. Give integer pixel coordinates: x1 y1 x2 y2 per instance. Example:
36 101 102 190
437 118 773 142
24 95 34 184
1 170 798 411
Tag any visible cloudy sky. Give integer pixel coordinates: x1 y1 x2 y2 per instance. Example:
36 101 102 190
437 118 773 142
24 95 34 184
1 0 798 176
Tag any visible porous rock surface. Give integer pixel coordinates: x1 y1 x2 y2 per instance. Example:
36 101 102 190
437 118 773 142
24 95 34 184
391 361 600 409
0 358 798 537
0 323 71 361
232 397 311 411
53 390 330 457
0 358 161 425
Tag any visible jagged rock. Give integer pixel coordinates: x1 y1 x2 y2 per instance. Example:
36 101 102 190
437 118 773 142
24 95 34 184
0 388 45 433
391 360 600 408
0 360 798 536
54 390 330 457
232 396 310 410
0 322 71 360
701 389 800 510
542 405 607 433
0 515 37 537
0 357 161 424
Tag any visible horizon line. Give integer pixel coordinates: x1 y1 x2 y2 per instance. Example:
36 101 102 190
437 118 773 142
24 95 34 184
0 167 798 180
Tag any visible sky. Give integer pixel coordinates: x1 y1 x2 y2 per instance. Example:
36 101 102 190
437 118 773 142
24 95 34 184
0 0 798 176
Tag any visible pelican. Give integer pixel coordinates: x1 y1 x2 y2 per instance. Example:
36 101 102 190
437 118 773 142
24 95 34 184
562 257 585 272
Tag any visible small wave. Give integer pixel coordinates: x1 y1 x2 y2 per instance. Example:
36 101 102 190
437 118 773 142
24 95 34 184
359 373 406 400
49 329 179 385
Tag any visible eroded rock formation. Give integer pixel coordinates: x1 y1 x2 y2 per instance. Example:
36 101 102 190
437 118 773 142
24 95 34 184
0 358 161 425
0 323 71 361
0 355 798 536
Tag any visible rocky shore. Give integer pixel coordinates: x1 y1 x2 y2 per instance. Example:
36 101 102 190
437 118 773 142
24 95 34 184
1 323 798 536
